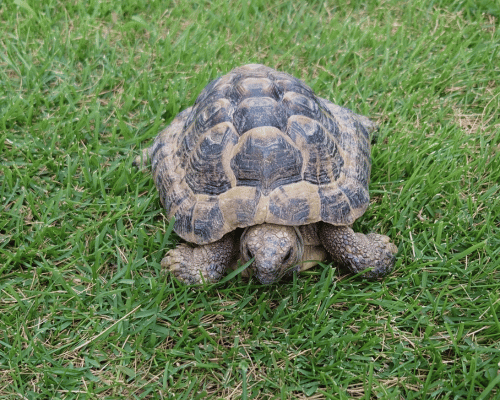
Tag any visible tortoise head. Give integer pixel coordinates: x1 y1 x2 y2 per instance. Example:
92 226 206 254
240 224 304 284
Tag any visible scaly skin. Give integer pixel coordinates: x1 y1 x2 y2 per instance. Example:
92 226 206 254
162 232 239 284
319 223 397 278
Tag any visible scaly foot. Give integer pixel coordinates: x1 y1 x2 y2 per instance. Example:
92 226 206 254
319 224 397 278
161 233 238 284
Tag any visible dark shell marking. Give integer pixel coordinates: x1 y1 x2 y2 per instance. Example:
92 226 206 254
150 64 376 244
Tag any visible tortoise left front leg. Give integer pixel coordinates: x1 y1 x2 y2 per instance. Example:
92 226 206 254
162 233 239 284
319 224 397 278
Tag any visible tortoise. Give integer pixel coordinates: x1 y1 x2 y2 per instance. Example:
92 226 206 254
136 64 397 285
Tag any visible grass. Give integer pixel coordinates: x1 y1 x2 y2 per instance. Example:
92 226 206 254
1 0 499 398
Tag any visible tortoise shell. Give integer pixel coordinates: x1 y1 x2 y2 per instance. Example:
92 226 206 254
148 64 376 244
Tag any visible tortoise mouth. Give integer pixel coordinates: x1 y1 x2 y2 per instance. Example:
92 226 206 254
253 263 301 284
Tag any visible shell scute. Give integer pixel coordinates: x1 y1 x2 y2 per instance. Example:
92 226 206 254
268 190 311 225
193 201 224 242
282 92 323 122
233 97 287 135
230 77 282 104
230 128 303 195
184 123 238 195
318 188 353 225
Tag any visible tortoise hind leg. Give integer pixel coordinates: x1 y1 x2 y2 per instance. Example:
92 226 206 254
162 233 239 284
319 224 397 278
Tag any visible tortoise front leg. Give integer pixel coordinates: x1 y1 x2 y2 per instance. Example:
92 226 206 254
319 224 397 278
162 233 239 284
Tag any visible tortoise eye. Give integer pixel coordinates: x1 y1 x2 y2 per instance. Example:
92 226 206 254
282 248 293 264
245 247 254 261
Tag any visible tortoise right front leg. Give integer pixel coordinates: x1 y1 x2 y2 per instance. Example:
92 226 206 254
162 233 239 284
319 223 397 278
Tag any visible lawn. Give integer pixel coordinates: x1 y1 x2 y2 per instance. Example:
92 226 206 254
1 0 499 399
